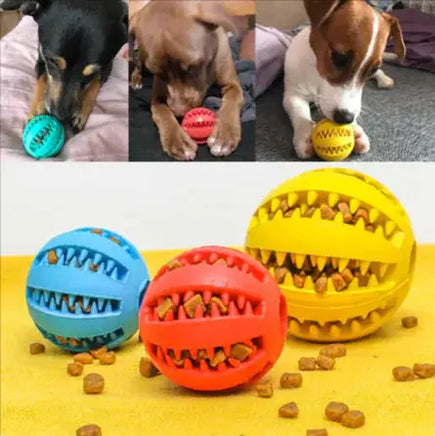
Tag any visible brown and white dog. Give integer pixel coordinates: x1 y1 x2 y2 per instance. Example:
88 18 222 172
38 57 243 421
130 0 243 160
283 0 406 159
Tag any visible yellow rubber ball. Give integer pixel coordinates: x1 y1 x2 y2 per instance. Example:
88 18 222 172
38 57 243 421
312 119 354 161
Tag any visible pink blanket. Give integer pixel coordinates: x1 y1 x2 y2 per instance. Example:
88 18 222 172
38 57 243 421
0 17 128 161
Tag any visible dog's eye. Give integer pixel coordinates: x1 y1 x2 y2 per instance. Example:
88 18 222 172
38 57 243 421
331 50 353 70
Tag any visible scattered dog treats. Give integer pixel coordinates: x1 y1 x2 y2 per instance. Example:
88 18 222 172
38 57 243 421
67 362 84 376
99 351 116 365
306 430 328 436
139 357 160 378
392 366 415 382
319 344 347 358
401 316 418 328
413 363 435 379
90 346 108 359
280 372 302 388
299 357 317 371
341 410 365 428
29 343 45 354
255 379 273 397
325 401 349 422
76 424 102 436
83 373 104 394
73 353 93 365
278 402 299 418
316 354 335 370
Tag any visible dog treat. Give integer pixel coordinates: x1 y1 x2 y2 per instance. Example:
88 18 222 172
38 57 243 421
306 430 328 436
67 361 84 376
341 410 365 428
401 316 418 328
315 277 327 294
230 343 253 361
139 357 160 378
413 363 435 379
99 351 116 365
90 346 108 359
109 236 120 245
280 372 302 388
166 258 183 270
275 266 289 283
299 357 316 371
73 353 93 365
325 401 349 422
76 424 101 436
331 273 346 291
83 373 104 394
91 228 103 235
320 204 335 220
183 294 204 318
320 344 347 358
209 350 227 368
157 297 174 320
29 342 45 354
293 272 306 288
392 366 415 381
255 379 273 397
341 268 354 284
316 354 335 370
47 250 58 264
279 402 299 418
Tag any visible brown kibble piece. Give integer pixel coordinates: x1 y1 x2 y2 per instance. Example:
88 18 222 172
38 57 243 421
90 262 100 272
210 350 227 368
29 342 45 354
279 402 299 418
255 379 273 397
109 236 120 245
210 296 228 314
325 401 349 422
139 357 160 378
157 297 174 320
304 206 316 218
331 273 346 291
284 209 294 217
76 424 102 436
99 351 116 365
354 208 369 223
275 266 290 284
401 316 418 328
341 268 354 284
91 228 103 235
167 258 183 270
47 250 58 264
392 366 415 381
321 204 335 220
67 362 84 376
413 363 435 378
320 344 347 358
197 349 207 360
316 354 335 370
306 430 328 436
338 202 352 223
341 410 365 428
293 273 306 288
73 353 93 364
90 346 108 358
280 198 289 212
183 294 204 318
280 372 302 388
315 277 327 294
83 373 104 394
230 343 252 361
357 273 369 286
299 357 316 371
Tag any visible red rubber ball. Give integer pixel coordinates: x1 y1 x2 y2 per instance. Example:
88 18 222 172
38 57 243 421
139 246 287 391
181 108 216 144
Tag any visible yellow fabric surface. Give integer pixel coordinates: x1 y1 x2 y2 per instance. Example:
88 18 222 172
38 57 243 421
1 247 434 436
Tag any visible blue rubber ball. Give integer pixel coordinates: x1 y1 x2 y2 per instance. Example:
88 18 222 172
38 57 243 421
26 227 150 352
23 115 65 159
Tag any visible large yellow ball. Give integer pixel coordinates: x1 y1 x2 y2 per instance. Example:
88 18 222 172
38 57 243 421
312 119 354 161
245 168 416 342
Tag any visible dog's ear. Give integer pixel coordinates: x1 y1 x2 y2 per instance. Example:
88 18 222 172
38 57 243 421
382 13 406 59
194 0 237 34
303 0 348 27
1 0 47 17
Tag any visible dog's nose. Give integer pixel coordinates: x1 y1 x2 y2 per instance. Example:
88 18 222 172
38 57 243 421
333 109 355 125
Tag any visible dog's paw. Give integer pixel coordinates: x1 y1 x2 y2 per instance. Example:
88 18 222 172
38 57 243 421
26 101 46 124
130 68 143 90
207 118 241 157
376 75 394 90
354 124 371 154
71 111 89 134
162 126 198 161
293 123 315 159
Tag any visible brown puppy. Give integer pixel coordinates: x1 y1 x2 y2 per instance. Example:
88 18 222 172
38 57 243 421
130 0 243 160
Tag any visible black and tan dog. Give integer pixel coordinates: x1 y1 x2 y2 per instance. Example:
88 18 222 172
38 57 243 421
1 0 127 132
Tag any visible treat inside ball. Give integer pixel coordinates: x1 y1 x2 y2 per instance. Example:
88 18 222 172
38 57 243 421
181 108 216 144
26 227 150 352
139 246 287 391
312 119 354 161
245 168 415 342
23 115 65 159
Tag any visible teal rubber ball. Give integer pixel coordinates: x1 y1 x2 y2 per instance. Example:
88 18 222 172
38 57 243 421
23 115 65 159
